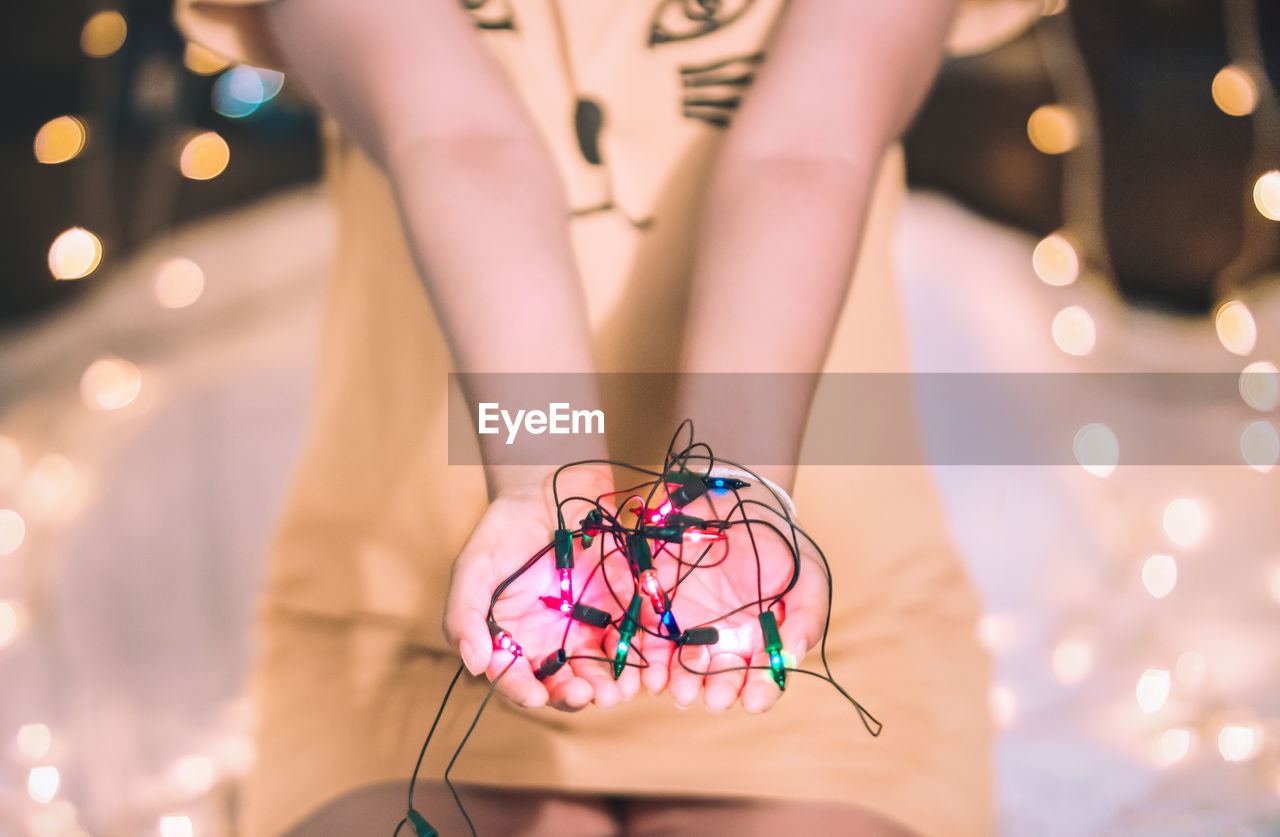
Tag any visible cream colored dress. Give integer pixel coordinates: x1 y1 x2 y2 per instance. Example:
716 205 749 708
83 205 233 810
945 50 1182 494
176 2 1040 835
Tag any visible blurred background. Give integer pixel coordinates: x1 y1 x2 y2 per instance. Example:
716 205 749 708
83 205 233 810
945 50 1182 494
1 0 1279 835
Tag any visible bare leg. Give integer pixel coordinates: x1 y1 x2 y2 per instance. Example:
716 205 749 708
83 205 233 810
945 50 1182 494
283 781 623 837
621 797 919 837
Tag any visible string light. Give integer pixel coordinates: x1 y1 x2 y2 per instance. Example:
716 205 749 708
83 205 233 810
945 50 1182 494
1162 498 1208 549
16 724 53 761
80 10 127 58
1218 724 1262 762
1159 727 1192 764
1253 170 1280 221
1239 361 1280 411
1027 104 1079 154
1141 554 1177 599
33 116 87 165
27 766 60 804
1240 421 1279 472
0 508 25 557
179 131 230 180
1214 299 1258 356
1135 668 1171 714
48 227 103 280
1211 65 1258 116
0 600 24 649
80 356 142 412
1032 233 1080 285
154 258 205 308
1051 306 1096 356
1073 423 1118 476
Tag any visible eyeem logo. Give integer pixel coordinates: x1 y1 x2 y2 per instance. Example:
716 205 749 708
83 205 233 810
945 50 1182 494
478 403 605 445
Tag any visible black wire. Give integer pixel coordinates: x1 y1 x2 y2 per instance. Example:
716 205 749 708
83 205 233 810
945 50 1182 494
406 663 467 814
442 660 518 837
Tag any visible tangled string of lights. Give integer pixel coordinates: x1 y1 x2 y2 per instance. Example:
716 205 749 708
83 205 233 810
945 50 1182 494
394 423 881 837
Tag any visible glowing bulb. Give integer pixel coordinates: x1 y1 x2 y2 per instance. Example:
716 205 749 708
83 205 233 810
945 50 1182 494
1212 65 1258 116
1160 728 1191 764
183 42 230 75
212 65 284 119
989 684 1016 728
1215 300 1257 356
1136 668 1171 714
1073 423 1118 477
0 509 25 557
1218 724 1261 762
172 755 215 795
48 228 103 280
81 11 127 57
80 356 142 411
179 131 230 180
154 258 205 308
1162 498 1208 548
1027 105 1079 154
16 724 52 761
19 455 78 522
0 600 21 649
28 766 59 803
159 815 194 837
1032 234 1079 286
976 613 1015 654
33 116 87 165
1253 170 1280 221
0 436 20 488
1241 421 1279 472
1175 650 1207 688
1051 637 1093 685
1240 361 1280 411
1141 554 1177 599
492 630 522 658
1052 306 1096 356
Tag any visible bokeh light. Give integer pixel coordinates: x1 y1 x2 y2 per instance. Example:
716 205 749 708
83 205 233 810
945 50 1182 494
48 228 103 280
16 724 52 761
1052 306 1096 356
1141 554 1177 599
212 65 285 119
1211 65 1258 116
81 11 127 57
0 600 21 649
1215 300 1257 356
154 258 205 308
80 357 142 412
976 613 1015 654
1253 171 1280 221
1240 421 1279 472
19 455 78 522
1176 650 1207 688
172 755 215 796
33 117 87 165
183 42 230 76
160 815 194 837
1051 637 1093 685
1159 728 1192 764
1162 498 1208 549
0 509 26 557
1073 423 1118 477
989 684 1016 728
1136 668 1171 714
1032 233 1079 286
1267 562 1280 605
27 765 59 804
1027 104 1079 154
1218 724 1262 762
1239 361 1280 411
180 131 230 180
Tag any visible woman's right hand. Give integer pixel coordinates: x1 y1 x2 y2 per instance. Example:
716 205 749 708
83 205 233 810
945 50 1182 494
442 465 644 712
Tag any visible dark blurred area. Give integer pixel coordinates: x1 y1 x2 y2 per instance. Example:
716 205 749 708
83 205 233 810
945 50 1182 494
2 0 1278 327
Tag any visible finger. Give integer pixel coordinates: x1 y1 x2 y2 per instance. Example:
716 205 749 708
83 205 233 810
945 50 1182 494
443 557 497 676
545 673 593 712
568 636 626 708
669 644 710 708
641 630 674 695
616 638 644 701
488 651 548 709
702 652 749 712
740 649 784 714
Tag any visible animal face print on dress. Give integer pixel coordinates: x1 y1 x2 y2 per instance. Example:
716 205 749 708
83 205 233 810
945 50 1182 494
648 0 757 45
460 0 515 30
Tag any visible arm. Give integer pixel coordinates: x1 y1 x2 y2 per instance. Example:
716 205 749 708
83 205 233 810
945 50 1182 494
265 0 606 496
264 0 618 709
677 0 959 491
